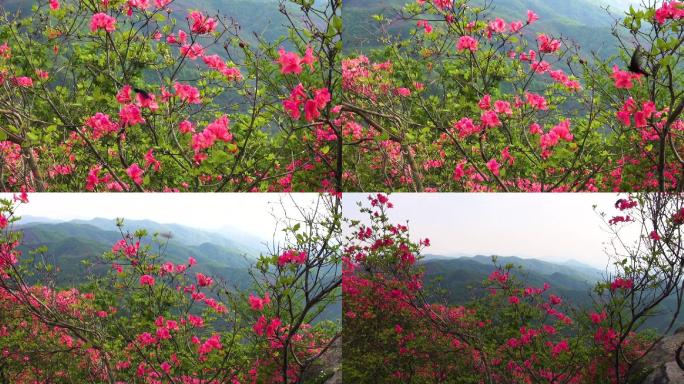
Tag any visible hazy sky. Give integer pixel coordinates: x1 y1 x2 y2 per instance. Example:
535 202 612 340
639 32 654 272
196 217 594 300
2 193 636 268
0 193 321 240
343 193 626 268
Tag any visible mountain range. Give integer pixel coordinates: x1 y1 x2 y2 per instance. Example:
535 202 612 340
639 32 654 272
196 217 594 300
342 0 635 57
0 0 636 56
422 254 602 305
0 0 291 43
422 254 682 333
14 217 260 288
13 216 342 323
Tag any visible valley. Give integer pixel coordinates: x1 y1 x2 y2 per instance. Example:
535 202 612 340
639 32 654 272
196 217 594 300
422 254 682 333
342 0 635 56
15 217 258 287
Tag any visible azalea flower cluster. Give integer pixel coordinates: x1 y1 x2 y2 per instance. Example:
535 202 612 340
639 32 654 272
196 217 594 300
343 195 652 383
341 4 596 192
606 61 684 190
277 248 308 266
0 0 340 193
278 46 316 75
339 0 684 192
0 196 338 383
655 1 684 24
283 84 332 122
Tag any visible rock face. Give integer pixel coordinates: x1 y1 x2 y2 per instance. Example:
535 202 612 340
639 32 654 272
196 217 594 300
323 338 342 384
300 337 341 384
641 327 684 383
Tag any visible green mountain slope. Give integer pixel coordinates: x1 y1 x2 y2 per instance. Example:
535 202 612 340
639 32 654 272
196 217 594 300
423 256 599 306
15 220 255 288
342 0 627 56
173 0 290 42
0 0 290 43
13 218 341 323
422 255 682 333
70 217 262 256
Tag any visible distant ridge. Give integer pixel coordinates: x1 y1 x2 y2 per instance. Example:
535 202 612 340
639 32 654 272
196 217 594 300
423 254 605 278
419 254 679 332
18 216 263 256
13 218 262 288
69 217 263 255
342 0 630 57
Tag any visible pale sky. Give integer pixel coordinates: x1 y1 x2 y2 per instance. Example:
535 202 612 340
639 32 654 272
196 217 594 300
2 193 638 268
0 193 321 240
343 193 627 269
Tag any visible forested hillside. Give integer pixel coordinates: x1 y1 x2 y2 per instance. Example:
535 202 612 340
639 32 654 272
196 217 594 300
0 0 291 42
343 0 631 55
16 218 256 287
423 255 683 333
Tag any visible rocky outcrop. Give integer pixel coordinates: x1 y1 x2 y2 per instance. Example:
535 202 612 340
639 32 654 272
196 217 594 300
300 337 341 384
323 337 342 384
641 327 684 383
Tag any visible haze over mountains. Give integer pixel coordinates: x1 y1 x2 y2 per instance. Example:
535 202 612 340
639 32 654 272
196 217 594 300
0 0 292 43
343 0 637 56
13 215 343 322
422 254 681 332
15 216 262 288
423 254 602 302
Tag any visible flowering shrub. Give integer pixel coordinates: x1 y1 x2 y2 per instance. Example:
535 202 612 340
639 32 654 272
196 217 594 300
0 194 341 383
342 194 684 383
0 0 342 192
341 0 684 192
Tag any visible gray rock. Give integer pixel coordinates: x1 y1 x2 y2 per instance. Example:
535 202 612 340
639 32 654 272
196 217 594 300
641 327 684 383
300 337 341 384
323 338 342 384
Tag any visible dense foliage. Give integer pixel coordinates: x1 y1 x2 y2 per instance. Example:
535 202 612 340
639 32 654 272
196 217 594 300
0 193 342 383
340 0 684 191
343 193 684 383
2 0 684 192
0 0 342 192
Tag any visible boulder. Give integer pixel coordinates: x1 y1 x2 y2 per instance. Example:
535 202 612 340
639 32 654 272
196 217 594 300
641 326 684 383
300 337 341 384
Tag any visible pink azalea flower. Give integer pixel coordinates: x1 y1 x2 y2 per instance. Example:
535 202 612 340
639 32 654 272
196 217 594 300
278 48 303 75
174 83 202 104
612 65 640 89
527 10 539 24
189 11 217 34
90 13 117 33
487 158 501 176
196 273 213 287
119 104 145 126
457 36 478 52
12 77 33 87
248 292 271 311
139 274 155 286
85 113 119 139
126 163 144 185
